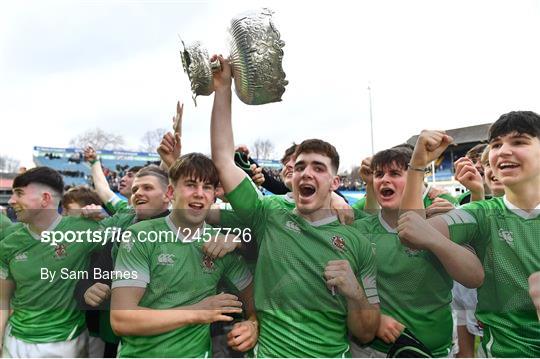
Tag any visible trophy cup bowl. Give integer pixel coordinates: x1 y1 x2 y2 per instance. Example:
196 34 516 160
180 8 288 105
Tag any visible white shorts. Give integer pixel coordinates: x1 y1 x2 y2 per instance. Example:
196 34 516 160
2 325 88 358
349 340 385 358
88 335 105 358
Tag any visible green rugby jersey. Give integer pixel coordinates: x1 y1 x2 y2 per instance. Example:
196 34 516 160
104 193 129 215
100 207 136 230
354 213 453 357
0 215 102 343
0 212 12 230
442 196 540 357
0 218 22 242
113 215 252 358
226 178 379 358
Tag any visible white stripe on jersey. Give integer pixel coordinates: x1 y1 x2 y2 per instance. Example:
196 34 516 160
442 209 477 226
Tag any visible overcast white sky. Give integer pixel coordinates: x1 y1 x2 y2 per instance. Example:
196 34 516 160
1 0 539 172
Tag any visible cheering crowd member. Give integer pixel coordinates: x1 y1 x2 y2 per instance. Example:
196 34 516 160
398 111 540 357
110 153 255 357
0 167 102 357
74 165 174 357
452 144 505 357
83 146 140 215
62 186 102 217
351 146 483 357
209 54 380 357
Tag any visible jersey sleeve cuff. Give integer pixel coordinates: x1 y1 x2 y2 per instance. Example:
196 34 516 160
440 209 477 226
112 279 148 289
365 290 380 305
233 273 253 291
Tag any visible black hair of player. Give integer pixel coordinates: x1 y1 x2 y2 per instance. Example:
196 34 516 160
489 111 540 142
371 147 413 172
13 166 64 195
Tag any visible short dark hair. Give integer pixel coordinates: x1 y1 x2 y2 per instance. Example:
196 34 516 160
169 153 219 187
488 111 540 142
127 166 143 174
13 167 64 196
135 165 169 189
371 147 413 172
294 139 340 173
63 186 101 207
466 143 487 162
281 143 298 165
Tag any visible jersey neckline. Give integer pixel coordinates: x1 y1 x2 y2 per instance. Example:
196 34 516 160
25 214 63 241
503 195 540 220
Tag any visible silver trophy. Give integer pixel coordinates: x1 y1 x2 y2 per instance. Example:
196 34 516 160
180 8 288 105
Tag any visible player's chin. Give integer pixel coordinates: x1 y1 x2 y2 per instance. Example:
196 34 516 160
296 202 316 214
186 211 208 224
378 198 399 210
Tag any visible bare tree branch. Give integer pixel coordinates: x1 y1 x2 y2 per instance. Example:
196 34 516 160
141 128 168 153
0 155 20 173
252 138 275 160
69 128 125 150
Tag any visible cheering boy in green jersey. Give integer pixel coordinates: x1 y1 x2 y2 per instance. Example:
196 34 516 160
398 111 540 356
1 167 102 357
110 153 256 358
209 55 380 357
352 146 483 357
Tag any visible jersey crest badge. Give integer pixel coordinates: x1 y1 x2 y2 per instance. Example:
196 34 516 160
331 235 345 251
54 244 67 259
201 255 216 273
122 240 134 253
498 228 514 247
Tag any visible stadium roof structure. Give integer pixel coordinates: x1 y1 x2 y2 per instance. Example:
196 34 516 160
406 123 491 147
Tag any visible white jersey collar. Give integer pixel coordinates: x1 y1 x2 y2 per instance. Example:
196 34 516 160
294 209 338 227
378 212 397 233
503 195 540 220
26 214 63 241
284 192 295 203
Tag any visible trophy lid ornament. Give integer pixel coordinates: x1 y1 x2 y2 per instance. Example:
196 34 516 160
180 8 287 105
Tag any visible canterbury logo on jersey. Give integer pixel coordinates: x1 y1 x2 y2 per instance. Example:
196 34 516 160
498 228 514 246
404 247 422 257
285 220 300 233
14 252 28 261
157 253 175 265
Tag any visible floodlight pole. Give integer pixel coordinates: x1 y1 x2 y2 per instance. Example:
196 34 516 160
368 85 374 155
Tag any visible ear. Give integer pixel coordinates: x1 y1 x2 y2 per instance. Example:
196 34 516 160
165 184 174 201
330 175 340 192
41 191 53 208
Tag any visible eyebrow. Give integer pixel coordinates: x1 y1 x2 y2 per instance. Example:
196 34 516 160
311 161 328 168
294 160 328 169
490 133 532 142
